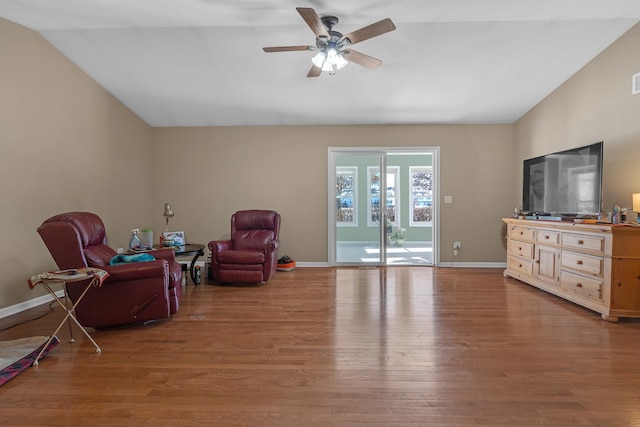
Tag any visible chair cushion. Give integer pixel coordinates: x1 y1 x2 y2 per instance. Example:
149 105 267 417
218 249 266 264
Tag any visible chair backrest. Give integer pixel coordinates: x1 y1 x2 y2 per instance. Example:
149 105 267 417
231 210 280 251
37 212 117 269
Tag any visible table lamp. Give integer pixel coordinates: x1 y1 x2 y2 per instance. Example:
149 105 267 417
163 203 174 232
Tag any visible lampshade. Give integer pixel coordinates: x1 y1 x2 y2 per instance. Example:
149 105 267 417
633 193 640 212
163 203 174 218
163 203 174 232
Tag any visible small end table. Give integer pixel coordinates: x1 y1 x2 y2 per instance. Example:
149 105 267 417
155 244 206 285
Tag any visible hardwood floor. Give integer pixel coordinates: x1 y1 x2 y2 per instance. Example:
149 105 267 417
1 267 640 426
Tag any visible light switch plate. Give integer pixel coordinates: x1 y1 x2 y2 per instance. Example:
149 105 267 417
444 196 453 203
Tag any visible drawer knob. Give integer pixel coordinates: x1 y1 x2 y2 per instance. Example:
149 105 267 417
576 260 584 265
544 235 549 239
576 283 583 288
578 240 584 245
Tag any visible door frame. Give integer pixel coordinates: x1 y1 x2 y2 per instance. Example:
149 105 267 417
328 146 440 267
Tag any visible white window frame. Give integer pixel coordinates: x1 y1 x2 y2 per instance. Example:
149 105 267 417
367 166 399 228
336 166 358 227
409 166 433 227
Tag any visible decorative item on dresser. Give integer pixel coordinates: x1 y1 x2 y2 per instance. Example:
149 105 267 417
503 217 640 322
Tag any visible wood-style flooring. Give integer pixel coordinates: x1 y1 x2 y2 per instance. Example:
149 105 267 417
1 267 640 426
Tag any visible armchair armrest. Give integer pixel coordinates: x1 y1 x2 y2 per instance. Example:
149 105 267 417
103 260 168 282
209 240 232 255
265 240 279 253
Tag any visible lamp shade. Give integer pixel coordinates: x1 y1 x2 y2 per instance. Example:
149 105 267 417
162 203 174 232
163 203 174 218
633 193 640 212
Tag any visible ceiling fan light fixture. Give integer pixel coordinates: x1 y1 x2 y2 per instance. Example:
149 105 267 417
327 48 348 70
264 8 395 77
311 51 326 68
311 51 334 72
335 55 348 70
311 49 348 73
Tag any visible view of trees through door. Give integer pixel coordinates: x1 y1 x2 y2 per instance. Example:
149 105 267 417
330 149 437 266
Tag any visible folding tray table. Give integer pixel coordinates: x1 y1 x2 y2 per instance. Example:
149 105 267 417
27 267 109 366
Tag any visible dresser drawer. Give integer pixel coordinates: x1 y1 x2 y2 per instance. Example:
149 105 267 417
509 226 535 242
508 255 534 276
536 229 561 246
509 241 534 259
561 251 604 277
562 233 605 254
560 271 603 302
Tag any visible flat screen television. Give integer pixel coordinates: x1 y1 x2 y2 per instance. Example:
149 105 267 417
522 141 603 217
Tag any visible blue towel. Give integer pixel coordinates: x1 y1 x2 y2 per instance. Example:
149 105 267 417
109 253 156 266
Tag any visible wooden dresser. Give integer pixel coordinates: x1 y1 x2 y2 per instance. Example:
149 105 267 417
503 218 640 322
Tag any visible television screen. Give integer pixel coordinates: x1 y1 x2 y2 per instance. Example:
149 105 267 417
522 142 603 216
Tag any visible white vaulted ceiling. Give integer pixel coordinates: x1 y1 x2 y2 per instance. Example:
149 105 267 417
1 0 640 127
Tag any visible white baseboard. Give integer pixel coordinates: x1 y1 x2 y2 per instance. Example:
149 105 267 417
294 262 329 268
438 262 507 268
0 289 64 320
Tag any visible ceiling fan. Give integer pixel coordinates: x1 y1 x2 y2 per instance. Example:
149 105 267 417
263 7 396 77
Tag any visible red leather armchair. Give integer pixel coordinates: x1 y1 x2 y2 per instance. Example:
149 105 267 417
37 212 182 328
208 210 280 284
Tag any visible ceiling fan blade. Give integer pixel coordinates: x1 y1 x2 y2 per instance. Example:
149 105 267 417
307 65 322 78
341 18 396 45
263 45 314 53
343 49 383 69
296 7 330 39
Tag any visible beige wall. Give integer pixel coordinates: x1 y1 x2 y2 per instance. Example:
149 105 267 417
515 23 640 211
8 17 638 314
151 125 514 264
0 16 518 313
0 18 153 310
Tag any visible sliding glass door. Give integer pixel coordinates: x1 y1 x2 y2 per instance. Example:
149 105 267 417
329 147 438 267
330 151 387 265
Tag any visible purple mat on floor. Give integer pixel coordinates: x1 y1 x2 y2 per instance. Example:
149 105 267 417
0 336 60 386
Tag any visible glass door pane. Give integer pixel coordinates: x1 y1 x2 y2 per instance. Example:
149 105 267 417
385 153 434 266
331 152 386 265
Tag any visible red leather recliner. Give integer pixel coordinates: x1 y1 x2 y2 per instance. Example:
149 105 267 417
208 210 280 284
37 212 182 328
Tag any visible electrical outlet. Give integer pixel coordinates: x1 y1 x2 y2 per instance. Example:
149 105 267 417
453 242 462 249
117 247 124 254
